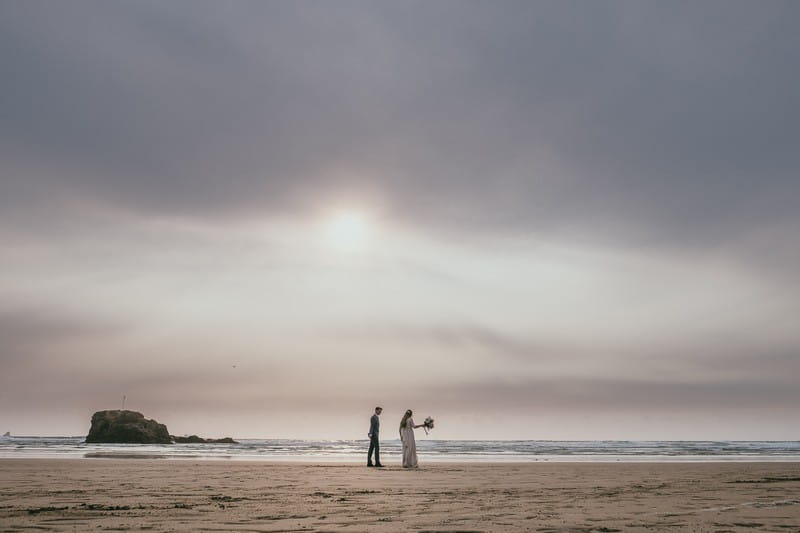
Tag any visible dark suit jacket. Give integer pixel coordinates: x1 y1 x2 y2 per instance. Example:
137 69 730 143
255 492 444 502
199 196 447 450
369 414 380 436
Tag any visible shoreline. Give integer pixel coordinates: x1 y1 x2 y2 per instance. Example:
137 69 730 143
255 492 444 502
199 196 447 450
4 437 800 463
4 452 800 463
6 457 800 465
2 459 799 531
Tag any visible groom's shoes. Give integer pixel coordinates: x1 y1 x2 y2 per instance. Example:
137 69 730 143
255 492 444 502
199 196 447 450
367 463 374 467
374 463 384 467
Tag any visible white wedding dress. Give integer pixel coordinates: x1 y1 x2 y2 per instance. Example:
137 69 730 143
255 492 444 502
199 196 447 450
400 418 418 468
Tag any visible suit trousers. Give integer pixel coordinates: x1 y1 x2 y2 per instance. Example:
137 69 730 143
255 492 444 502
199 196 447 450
368 434 380 465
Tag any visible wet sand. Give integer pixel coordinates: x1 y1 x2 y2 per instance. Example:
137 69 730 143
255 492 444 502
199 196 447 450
1 459 799 531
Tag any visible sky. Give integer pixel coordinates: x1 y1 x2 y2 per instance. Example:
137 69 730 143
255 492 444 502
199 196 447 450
1 0 799 440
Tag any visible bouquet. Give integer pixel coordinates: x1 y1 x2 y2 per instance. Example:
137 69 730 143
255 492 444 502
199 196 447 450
423 416 434 435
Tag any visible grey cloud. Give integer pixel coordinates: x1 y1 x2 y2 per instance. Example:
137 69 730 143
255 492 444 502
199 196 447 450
420 376 800 413
0 326 286 414
2 1 799 437
326 323 571 362
3 309 797 427
327 322 800 381
0 307 124 364
632 343 800 382
1 0 799 251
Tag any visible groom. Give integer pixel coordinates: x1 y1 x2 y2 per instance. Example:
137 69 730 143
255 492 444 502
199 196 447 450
367 406 383 467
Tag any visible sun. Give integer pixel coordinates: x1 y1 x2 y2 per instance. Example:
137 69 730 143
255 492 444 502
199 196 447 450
325 210 370 251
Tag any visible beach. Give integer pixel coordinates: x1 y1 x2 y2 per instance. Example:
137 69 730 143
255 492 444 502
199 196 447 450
1 460 799 531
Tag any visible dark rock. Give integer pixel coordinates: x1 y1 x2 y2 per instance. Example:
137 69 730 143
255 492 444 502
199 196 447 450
171 435 238 444
171 434 206 443
86 410 172 444
207 437 238 444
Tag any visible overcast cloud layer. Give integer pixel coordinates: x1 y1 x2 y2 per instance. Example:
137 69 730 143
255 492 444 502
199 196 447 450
1 1 798 439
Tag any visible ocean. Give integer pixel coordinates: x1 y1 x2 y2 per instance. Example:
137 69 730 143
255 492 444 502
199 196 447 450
1 436 799 462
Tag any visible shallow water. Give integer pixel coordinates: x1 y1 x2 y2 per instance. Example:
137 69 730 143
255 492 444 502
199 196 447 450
1 436 799 462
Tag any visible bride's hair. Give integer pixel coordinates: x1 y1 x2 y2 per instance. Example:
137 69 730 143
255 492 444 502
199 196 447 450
399 409 412 431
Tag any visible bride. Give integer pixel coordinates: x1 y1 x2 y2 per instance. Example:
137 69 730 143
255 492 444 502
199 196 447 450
399 409 425 468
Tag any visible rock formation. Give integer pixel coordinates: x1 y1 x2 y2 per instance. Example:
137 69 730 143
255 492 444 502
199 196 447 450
86 410 172 444
171 435 238 444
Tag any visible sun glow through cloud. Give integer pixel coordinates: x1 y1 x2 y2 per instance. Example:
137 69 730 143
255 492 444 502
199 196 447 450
325 210 370 251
